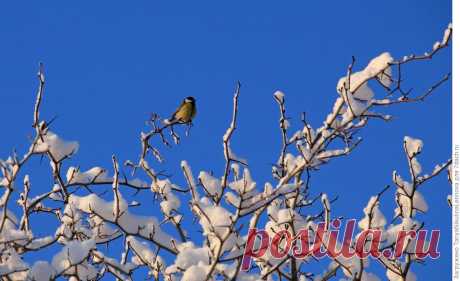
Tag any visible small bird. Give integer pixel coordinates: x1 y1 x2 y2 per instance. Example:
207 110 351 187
167 96 197 124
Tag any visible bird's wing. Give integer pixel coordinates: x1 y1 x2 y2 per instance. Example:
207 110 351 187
170 101 186 121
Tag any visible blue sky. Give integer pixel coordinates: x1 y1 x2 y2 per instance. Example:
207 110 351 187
0 1 452 280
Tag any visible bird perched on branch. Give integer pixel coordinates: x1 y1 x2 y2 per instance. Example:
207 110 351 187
166 96 197 125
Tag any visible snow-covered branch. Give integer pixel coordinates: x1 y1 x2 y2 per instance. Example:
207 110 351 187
0 23 452 281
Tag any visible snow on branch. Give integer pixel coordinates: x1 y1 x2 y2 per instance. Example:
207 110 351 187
0 23 452 281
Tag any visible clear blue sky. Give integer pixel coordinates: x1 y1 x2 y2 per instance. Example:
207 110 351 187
0 1 452 280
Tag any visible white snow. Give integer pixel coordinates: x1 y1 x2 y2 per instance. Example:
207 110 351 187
321 193 330 210
358 196 386 229
384 218 419 248
52 239 95 274
387 269 416 281
281 118 290 129
88 215 121 243
229 168 256 194
28 261 56 281
27 236 55 250
198 171 221 197
155 178 181 216
66 166 111 184
180 160 196 188
337 52 393 94
127 236 162 268
433 41 441 51
404 136 423 157
353 82 375 101
442 23 452 45
281 153 305 175
160 192 180 216
274 90 285 102
182 263 208 281
33 131 79 161
411 157 422 177
68 193 176 253
0 248 28 277
165 242 210 277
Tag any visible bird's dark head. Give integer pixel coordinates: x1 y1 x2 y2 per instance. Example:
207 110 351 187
184 96 196 103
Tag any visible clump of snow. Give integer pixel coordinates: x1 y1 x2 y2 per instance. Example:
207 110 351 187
0 177 7 187
387 269 416 281
0 248 28 277
335 52 393 123
128 178 149 188
128 236 163 269
411 157 422 177
321 193 330 210
165 242 210 277
193 198 237 254
432 164 443 175
27 236 55 250
52 239 95 274
231 163 240 178
337 52 393 94
277 208 294 224
195 200 232 238
0 210 31 244
28 261 56 281
366 52 393 83
229 168 256 194
317 148 349 160
433 41 441 51
33 131 79 161
353 82 375 101
198 171 221 197
182 263 209 281
335 254 365 278
180 160 197 197
68 193 176 253
154 178 181 217
404 136 423 157
359 196 386 229
160 191 180 217
66 166 111 184
384 218 420 248
93 250 136 275
273 90 285 102
396 189 428 217
281 153 305 175
175 242 209 269
442 23 452 45
88 215 120 243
